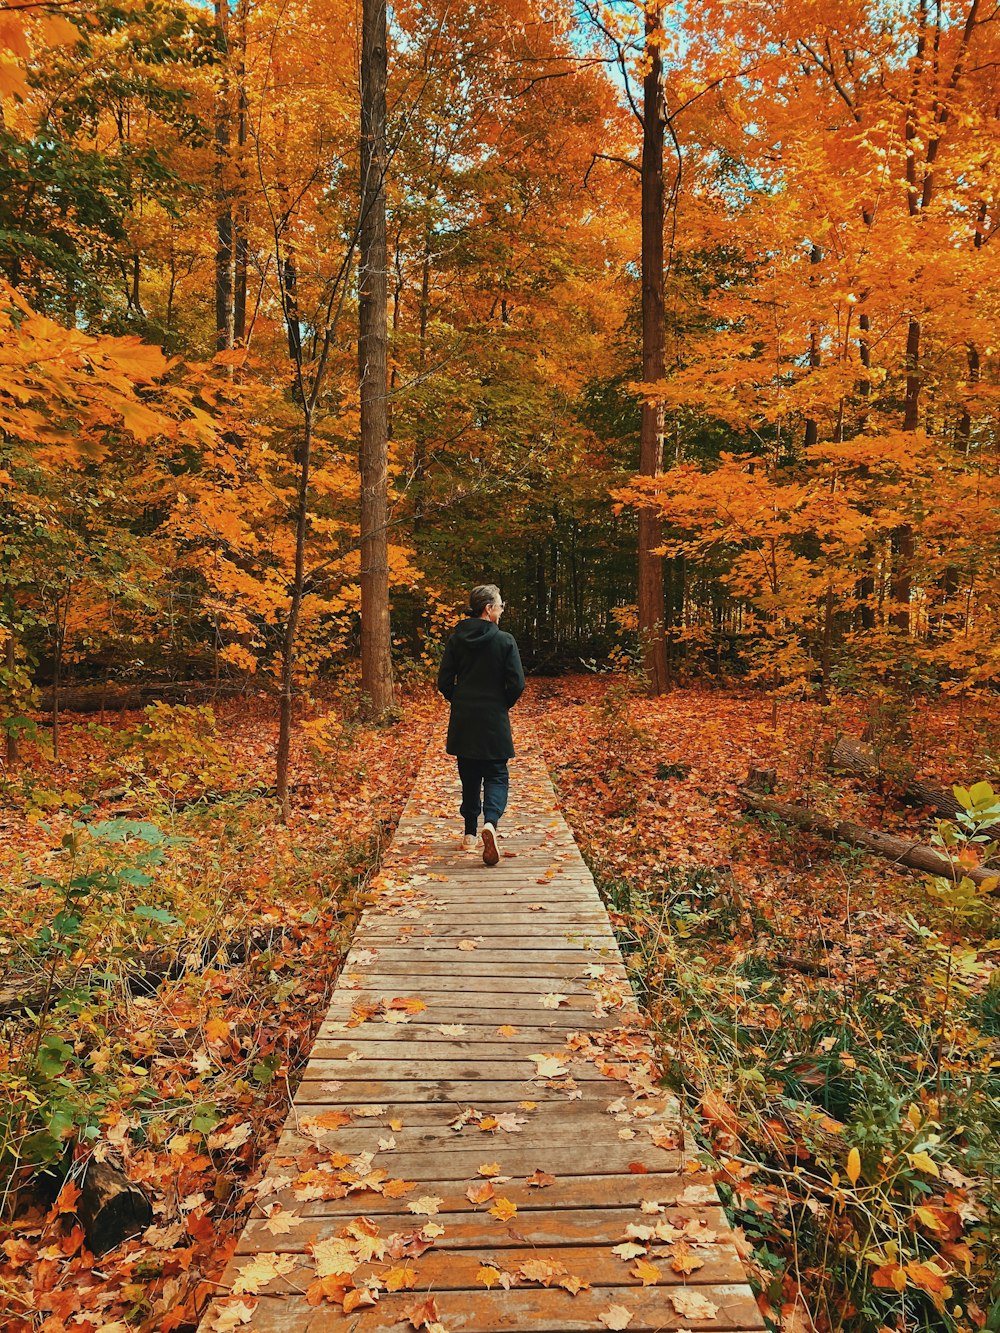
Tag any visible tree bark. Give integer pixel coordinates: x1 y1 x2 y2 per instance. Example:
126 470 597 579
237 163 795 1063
214 0 234 352
358 0 394 716
275 414 313 821
740 787 999 887
638 1 669 695
77 1160 152 1255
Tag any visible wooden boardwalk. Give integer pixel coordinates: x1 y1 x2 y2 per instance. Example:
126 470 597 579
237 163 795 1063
202 733 763 1332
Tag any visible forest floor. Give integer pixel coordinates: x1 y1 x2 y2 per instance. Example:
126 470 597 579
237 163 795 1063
2 675 998 1332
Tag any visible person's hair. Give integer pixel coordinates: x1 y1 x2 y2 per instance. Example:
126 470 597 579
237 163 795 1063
469 584 501 617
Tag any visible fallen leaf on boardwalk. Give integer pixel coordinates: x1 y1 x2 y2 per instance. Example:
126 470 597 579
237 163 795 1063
559 1274 591 1294
378 1135 396 1151
668 1241 705 1275
477 1265 502 1288
612 1242 647 1260
478 1161 503 1177
354 1104 387 1117
479 1115 499 1131
308 1110 353 1130
407 1196 443 1216
488 1197 518 1221
670 1289 719 1319
383 1010 413 1025
231 1252 296 1294
519 1100 537 1111
343 1288 379 1313
311 1238 356 1277
305 1276 350 1307
456 939 478 951
649 1128 678 1150
530 1053 569 1077
629 1258 661 1285
525 1169 556 1187
625 1223 655 1240
466 1181 495 1204
495 1113 527 1132
390 996 427 1014
404 1296 440 1329
517 1258 566 1284
540 993 568 1009
598 1304 633 1329
618 1128 636 1141
640 1199 664 1214
421 1222 445 1238
384 1265 417 1291
206 1301 258 1331
497 1024 518 1036
438 1024 466 1036
382 1179 417 1199
261 1211 302 1236
528 903 546 910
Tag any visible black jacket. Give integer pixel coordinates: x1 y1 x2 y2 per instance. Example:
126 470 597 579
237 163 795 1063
437 618 526 760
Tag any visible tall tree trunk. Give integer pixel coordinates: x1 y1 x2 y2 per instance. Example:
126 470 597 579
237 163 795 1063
890 316 921 632
275 414 314 821
233 0 249 344
638 1 669 695
3 605 16 768
358 0 394 716
214 0 234 352
803 242 822 450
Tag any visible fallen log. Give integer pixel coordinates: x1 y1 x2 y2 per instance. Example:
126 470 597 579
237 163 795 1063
77 1159 152 1254
830 736 969 823
739 788 1000 888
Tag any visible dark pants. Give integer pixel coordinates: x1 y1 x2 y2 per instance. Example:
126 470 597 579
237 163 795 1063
457 757 509 834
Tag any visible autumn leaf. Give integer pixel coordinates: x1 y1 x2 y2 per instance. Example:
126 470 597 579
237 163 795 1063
540 993 568 1009
497 1024 518 1036
478 1162 503 1177
384 1265 417 1292
390 996 427 1014
845 1147 861 1185
205 1017 231 1044
206 1301 258 1332
670 1289 720 1319
231 1252 296 1295
466 1181 495 1204
382 1179 417 1199
530 1053 569 1078
477 1265 502 1288
404 1296 441 1329
456 939 477 951
488 1197 517 1221
906 1150 940 1177
598 1304 633 1329
525 1169 556 1188
668 1242 704 1275
629 1258 661 1285
407 1196 443 1216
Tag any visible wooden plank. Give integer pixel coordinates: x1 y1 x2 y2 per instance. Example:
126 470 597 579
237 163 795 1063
210 1285 764 1331
237 1204 731 1252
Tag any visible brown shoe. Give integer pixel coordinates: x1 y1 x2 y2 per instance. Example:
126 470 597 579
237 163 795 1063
481 823 499 866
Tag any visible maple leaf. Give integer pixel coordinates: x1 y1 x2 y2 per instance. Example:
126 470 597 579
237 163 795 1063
598 1304 633 1329
530 1053 569 1078
612 1242 647 1260
407 1196 443 1216
629 1258 661 1285
488 1197 517 1221
668 1241 705 1275
517 1258 566 1284
559 1274 591 1295
382 1179 417 1199
540 993 568 1008
353 1104 387 1117
384 1265 417 1292
495 1113 527 1132
438 1023 466 1036
310 1238 357 1277
343 1288 379 1313
205 1017 230 1044
670 1289 719 1319
232 1252 296 1295
403 1296 440 1329
466 1181 495 1204
206 1301 258 1332
525 1169 556 1188
456 939 477 951
478 1161 503 1177
390 996 427 1014
477 1264 502 1288
497 1024 518 1036
261 1211 302 1236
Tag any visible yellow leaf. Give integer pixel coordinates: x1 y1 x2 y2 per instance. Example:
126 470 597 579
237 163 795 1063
477 1265 502 1289
906 1150 940 1178
846 1147 861 1185
488 1197 517 1221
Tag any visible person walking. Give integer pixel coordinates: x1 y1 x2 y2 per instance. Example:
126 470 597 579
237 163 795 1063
437 584 526 865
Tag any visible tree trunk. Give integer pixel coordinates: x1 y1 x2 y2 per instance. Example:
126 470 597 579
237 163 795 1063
358 0 394 716
275 414 314 821
214 0 234 352
740 787 999 888
233 1 249 344
51 595 65 760
78 1160 152 1255
638 1 669 695
803 242 822 450
4 614 16 767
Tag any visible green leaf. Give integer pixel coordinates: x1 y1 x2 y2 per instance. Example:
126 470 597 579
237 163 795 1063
132 904 179 926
